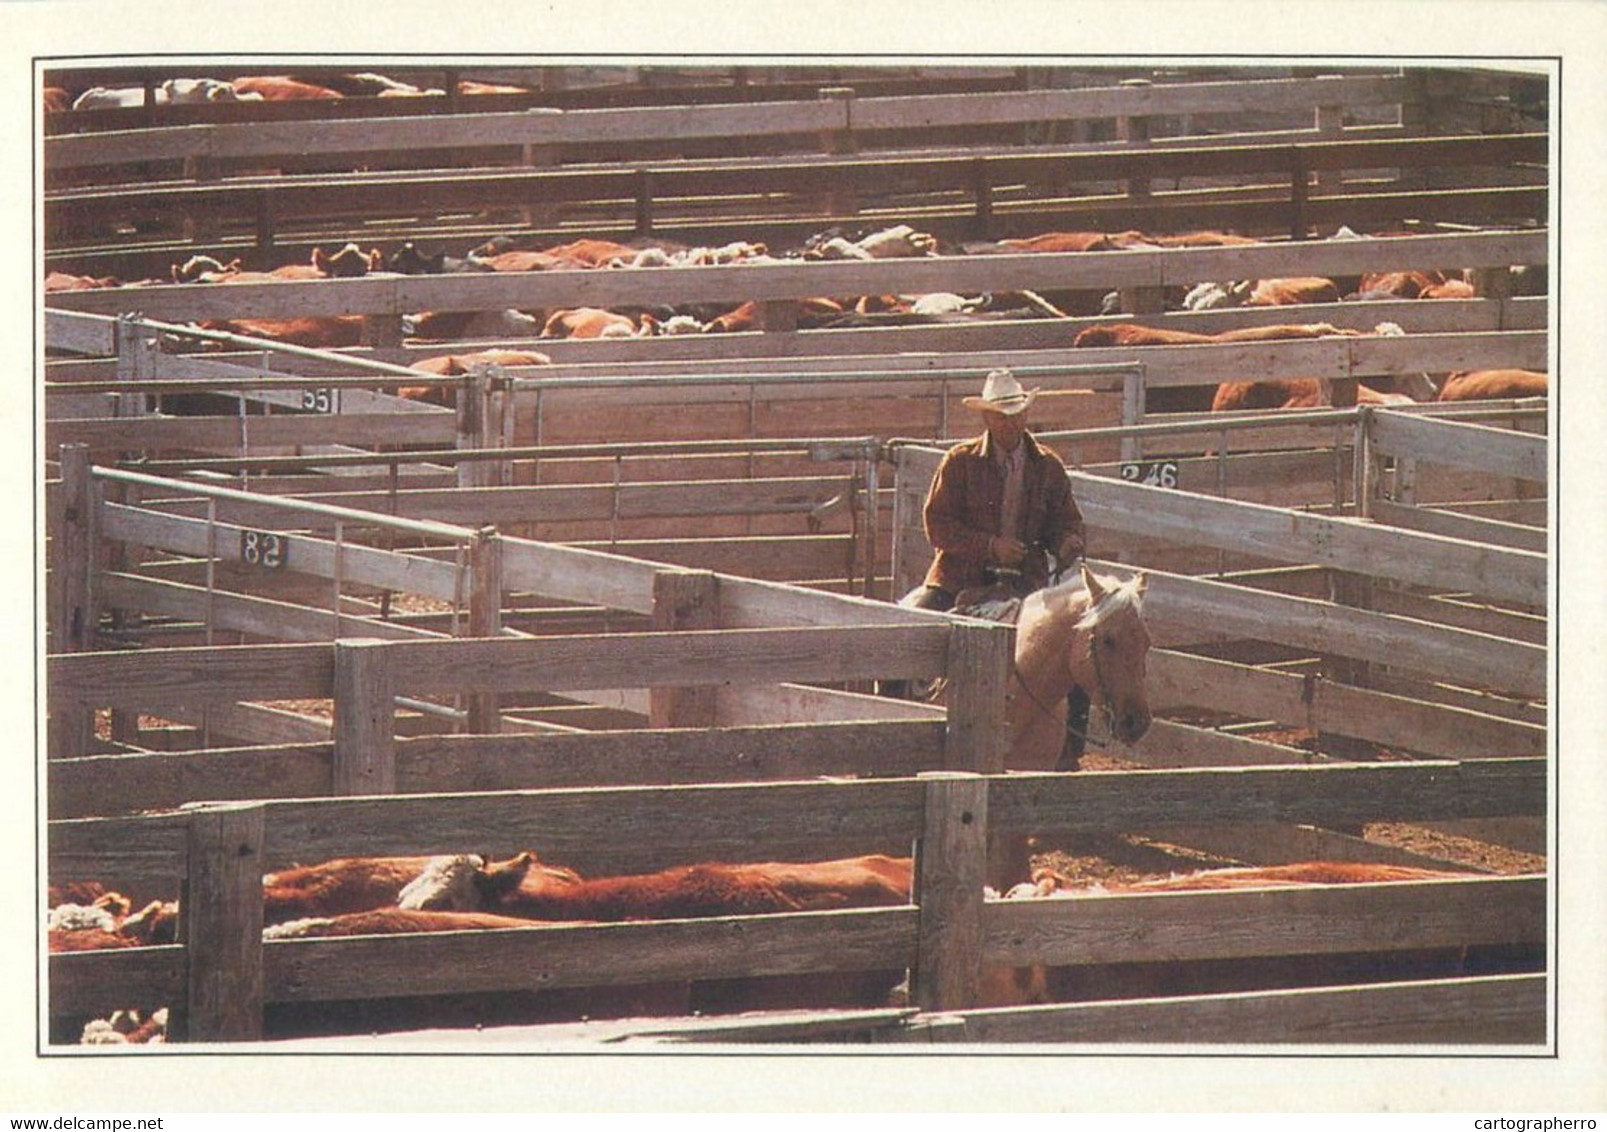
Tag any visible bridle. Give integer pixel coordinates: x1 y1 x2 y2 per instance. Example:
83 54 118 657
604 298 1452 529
1011 578 1121 734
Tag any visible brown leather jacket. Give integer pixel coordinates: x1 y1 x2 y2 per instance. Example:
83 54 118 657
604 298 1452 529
921 431 1084 594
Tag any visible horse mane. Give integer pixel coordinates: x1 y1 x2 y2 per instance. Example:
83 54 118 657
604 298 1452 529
1060 570 1145 632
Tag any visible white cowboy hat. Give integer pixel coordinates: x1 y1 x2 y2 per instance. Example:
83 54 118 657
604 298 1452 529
962 367 1039 415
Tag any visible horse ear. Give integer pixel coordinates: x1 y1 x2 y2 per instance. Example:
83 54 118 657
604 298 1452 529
1081 562 1106 603
1130 571 1148 596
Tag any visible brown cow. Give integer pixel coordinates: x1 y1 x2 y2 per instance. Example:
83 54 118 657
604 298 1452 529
48 898 176 952
479 250 567 272
402 349 551 406
1355 269 1448 299
196 316 364 349
1073 321 1368 413
45 271 123 292
231 76 344 101
262 855 445 924
1436 369 1548 401
1148 231 1263 248
1248 277 1342 306
1419 279 1476 300
998 230 1157 254
1212 379 1416 413
467 852 914 921
540 238 641 269
700 297 847 333
540 307 643 339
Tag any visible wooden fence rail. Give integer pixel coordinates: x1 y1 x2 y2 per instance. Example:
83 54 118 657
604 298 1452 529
46 759 1546 1042
45 74 1416 171
46 131 1546 255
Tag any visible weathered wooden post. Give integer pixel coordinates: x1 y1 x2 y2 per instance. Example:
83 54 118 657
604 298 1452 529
49 445 97 759
457 366 492 490
467 527 504 734
650 569 720 728
817 86 858 217
1314 89 1346 196
911 771 988 1012
942 620 1012 774
1118 78 1154 201
177 802 265 1042
970 156 993 241
332 638 396 795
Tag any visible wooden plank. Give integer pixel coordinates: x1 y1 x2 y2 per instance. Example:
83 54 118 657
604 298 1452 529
1134 822 1494 873
195 478 858 529
44 310 118 356
911 973 1546 1045
180 803 266 1042
49 744 334 819
913 774 988 1011
573 535 855 582
1148 650 1546 756
263 906 917 1003
364 625 953 697
988 758 1545 835
1070 474 1547 607
984 875 1543 966
1068 331 1549 393
49 946 187 1021
255 778 925 875
43 75 1410 169
1371 411 1549 484
97 572 446 645
1369 500 1548 554
1416 818 1548 858
1368 586 1546 647
157 701 334 749
1120 718 1315 768
393 720 948 792
47 412 456 453
98 503 469 603
1138 566 1546 698
717 574 943 629
50 642 334 708
50 130 1541 240
714 681 947 725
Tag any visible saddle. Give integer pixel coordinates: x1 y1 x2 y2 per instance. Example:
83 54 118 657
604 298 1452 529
950 556 1048 625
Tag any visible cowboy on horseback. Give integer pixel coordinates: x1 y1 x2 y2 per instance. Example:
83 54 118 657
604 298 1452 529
904 367 1086 612
900 369 1095 767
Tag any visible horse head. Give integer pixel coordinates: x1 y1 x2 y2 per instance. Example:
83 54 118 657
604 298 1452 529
1075 564 1153 746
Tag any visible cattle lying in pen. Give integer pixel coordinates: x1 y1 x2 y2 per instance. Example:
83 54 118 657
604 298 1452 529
1073 320 1434 412
50 853 1541 1040
1435 369 1548 401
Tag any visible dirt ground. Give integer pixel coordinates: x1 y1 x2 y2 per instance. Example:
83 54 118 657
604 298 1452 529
1037 748 1547 883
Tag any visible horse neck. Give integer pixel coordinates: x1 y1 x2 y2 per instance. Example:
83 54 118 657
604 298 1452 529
1016 586 1096 702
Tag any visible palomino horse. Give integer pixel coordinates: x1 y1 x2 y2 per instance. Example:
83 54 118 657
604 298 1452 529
981 563 1153 911
1005 563 1153 772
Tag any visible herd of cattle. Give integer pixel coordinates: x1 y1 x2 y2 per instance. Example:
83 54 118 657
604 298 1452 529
46 220 1548 413
50 849 1492 1042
